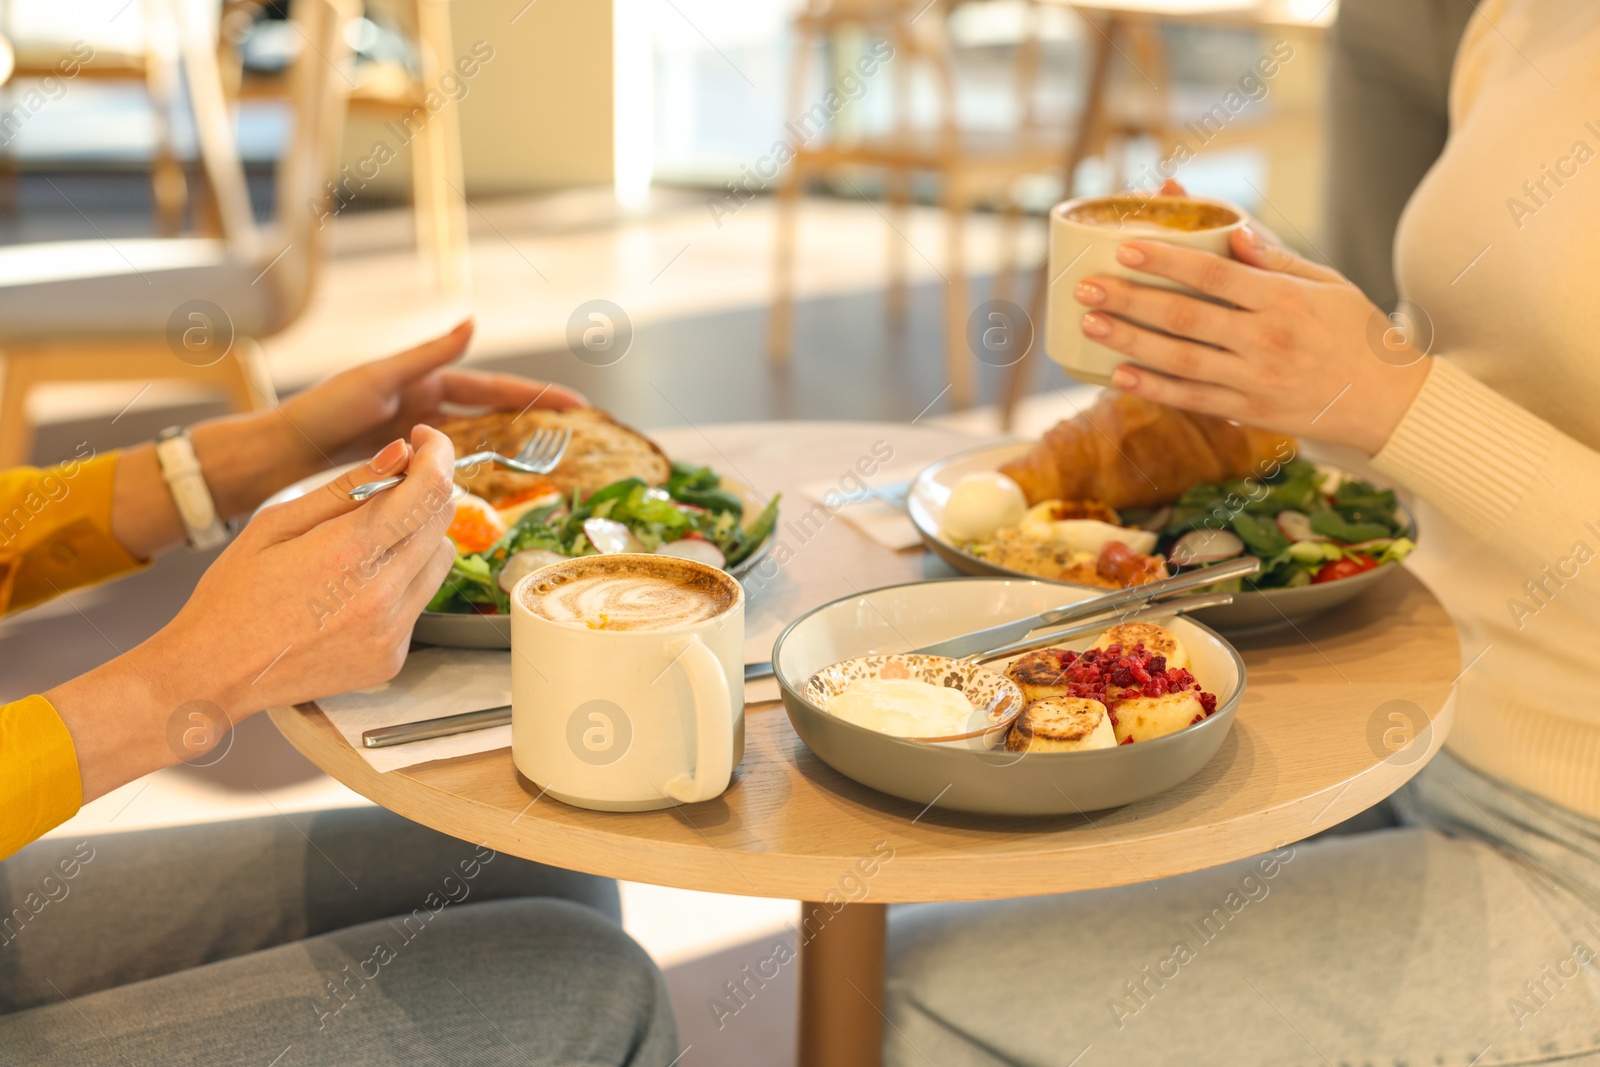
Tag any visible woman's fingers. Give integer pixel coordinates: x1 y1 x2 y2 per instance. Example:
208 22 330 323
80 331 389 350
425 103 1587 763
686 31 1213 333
1110 240 1278 309
1109 363 1249 420
439 367 588 411
1081 312 1240 385
353 425 458 558
254 438 412 541
393 535 458 624
1230 226 1345 283
1076 275 1242 348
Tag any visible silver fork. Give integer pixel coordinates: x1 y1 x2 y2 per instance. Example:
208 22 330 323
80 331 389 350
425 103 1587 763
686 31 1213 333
347 427 572 501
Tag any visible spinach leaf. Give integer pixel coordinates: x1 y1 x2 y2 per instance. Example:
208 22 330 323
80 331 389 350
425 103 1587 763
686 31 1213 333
667 460 721 494
671 485 745 519
1329 480 1403 533
1309 508 1393 543
1231 512 1289 556
726 495 781 566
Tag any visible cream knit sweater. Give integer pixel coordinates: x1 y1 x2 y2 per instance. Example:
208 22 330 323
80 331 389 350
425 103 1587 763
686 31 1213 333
1375 0 1600 816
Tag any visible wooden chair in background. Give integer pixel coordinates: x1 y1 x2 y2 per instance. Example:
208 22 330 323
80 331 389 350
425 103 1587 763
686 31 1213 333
0 0 357 466
0 0 190 234
220 0 470 296
767 0 1074 409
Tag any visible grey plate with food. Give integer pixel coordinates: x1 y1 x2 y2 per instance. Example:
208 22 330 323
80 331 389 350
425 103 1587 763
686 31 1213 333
772 576 1246 816
907 440 1416 636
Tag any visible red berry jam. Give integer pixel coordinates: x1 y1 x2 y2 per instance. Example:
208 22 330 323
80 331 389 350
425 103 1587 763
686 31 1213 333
1040 643 1215 720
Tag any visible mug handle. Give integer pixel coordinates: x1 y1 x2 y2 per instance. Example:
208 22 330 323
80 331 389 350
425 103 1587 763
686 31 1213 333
661 636 734 804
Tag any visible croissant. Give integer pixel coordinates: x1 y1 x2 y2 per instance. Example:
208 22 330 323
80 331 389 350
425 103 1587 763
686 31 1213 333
999 392 1295 511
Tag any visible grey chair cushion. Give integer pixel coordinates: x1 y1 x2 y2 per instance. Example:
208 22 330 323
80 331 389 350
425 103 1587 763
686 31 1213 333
0 238 287 342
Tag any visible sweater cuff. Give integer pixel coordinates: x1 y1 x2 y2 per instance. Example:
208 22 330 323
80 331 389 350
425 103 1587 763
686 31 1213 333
1 451 148 614
0 695 84 860
1371 358 1555 532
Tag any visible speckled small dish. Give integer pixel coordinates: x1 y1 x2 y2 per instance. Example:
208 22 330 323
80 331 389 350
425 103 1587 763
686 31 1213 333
803 655 1025 749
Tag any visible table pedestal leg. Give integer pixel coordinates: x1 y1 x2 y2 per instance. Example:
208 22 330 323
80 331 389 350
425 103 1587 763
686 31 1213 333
797 901 888 1067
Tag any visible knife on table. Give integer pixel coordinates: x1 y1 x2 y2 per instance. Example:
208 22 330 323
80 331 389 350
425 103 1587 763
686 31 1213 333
744 553 1260 681
359 662 783 749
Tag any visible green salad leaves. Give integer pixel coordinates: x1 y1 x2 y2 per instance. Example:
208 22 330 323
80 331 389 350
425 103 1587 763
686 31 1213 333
426 461 780 614
1147 458 1415 590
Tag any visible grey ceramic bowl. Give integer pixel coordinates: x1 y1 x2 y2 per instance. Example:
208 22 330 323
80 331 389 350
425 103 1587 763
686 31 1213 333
907 441 1417 636
258 462 774 650
772 576 1246 816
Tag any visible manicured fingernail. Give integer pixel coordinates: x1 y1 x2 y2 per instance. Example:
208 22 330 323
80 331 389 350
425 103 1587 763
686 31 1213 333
1081 312 1113 338
1240 225 1265 250
1111 367 1138 389
1117 244 1146 266
372 438 407 473
1075 280 1106 306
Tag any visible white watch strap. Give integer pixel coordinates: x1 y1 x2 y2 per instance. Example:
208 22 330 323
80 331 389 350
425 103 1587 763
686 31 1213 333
155 428 229 550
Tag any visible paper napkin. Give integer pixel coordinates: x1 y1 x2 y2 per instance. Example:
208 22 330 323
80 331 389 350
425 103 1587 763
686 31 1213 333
315 646 512 774
797 468 922 551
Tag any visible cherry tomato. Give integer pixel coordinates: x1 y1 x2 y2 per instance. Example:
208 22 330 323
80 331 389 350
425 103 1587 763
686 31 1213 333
1312 554 1380 584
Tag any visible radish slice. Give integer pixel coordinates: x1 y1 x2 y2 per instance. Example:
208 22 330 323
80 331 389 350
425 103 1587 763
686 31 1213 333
497 549 567 594
583 517 644 555
1275 510 1322 542
1136 505 1172 533
1169 528 1246 566
655 539 727 569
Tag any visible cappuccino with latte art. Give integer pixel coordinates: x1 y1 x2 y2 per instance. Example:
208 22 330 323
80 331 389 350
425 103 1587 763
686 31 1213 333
521 554 738 631
510 551 746 811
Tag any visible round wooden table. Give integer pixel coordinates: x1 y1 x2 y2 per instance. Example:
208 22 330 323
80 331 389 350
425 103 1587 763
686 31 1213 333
271 420 1459 1067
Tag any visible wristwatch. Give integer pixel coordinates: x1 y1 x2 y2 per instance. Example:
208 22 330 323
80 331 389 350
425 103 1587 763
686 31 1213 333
154 426 230 550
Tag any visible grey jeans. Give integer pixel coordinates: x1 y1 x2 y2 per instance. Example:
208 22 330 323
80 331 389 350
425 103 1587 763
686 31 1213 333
0 806 679 1066
884 750 1600 1065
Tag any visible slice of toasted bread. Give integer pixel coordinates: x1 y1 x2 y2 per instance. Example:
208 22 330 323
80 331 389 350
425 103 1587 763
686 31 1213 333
438 408 671 504
1005 697 1116 753
1090 622 1188 669
1005 649 1072 704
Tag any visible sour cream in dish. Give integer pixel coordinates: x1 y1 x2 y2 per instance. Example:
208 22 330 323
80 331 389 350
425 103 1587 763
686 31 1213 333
825 678 977 739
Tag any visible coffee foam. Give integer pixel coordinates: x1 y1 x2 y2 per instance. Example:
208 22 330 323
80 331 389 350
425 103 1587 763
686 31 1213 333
522 555 737 632
1065 196 1239 232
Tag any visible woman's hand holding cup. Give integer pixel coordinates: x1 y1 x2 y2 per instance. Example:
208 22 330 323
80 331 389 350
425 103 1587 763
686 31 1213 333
1068 180 1433 455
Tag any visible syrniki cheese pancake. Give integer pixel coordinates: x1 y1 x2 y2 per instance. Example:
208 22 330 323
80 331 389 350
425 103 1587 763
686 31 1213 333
1005 697 1116 753
1110 691 1209 744
1091 622 1188 670
1005 649 1072 704
1002 622 1219 748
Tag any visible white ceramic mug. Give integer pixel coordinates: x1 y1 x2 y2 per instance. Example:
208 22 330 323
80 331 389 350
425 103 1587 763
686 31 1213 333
510 553 745 812
1046 193 1245 386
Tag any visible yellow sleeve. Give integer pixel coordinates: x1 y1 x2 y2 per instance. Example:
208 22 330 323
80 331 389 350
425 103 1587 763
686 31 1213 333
0 450 147 615
0 695 83 859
